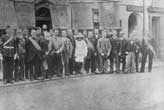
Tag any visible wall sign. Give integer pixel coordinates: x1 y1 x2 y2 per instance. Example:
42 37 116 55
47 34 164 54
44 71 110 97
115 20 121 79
127 5 143 12
51 5 70 28
15 2 35 28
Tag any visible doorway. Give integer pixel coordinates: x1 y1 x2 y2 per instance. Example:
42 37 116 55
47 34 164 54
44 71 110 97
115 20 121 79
35 4 52 30
128 12 142 39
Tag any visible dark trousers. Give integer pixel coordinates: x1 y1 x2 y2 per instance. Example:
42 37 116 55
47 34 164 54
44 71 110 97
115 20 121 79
47 55 55 76
27 55 41 80
141 50 154 72
85 54 97 73
74 62 82 73
3 56 14 83
110 50 120 73
49 53 62 77
69 56 75 74
26 62 34 80
14 54 25 81
34 56 42 78
99 54 108 73
119 56 126 72
95 54 100 71
25 54 30 79
25 62 30 79
135 52 139 72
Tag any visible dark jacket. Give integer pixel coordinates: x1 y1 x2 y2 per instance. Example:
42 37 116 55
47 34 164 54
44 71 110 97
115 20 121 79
86 37 96 58
93 34 101 53
119 38 128 57
126 40 136 52
67 35 75 57
110 37 121 52
15 37 26 55
38 36 49 55
25 37 39 63
0 34 16 57
88 37 97 50
134 40 141 54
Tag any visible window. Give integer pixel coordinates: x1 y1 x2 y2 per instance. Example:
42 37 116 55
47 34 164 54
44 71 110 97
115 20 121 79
92 9 100 29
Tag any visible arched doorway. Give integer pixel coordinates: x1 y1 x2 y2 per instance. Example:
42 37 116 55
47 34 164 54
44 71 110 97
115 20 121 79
128 12 142 39
35 1 52 30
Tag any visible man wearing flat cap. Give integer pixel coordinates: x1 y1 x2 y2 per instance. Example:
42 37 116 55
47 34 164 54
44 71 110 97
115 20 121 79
119 31 128 73
109 30 121 73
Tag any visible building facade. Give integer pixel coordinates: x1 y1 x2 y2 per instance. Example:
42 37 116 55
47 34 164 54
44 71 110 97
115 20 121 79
0 0 164 58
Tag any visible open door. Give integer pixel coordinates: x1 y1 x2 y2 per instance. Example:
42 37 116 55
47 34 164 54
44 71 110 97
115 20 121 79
35 0 52 30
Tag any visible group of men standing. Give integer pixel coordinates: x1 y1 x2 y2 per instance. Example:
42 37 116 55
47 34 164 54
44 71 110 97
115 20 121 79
0 25 156 84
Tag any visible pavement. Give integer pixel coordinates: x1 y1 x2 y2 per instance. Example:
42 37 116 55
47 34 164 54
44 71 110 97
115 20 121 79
149 59 164 68
0 60 164 87
0 62 164 110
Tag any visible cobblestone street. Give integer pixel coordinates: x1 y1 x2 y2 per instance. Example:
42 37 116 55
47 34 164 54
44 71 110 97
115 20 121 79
0 65 164 110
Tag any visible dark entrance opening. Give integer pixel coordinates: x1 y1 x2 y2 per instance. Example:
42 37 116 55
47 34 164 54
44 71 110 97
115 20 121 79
128 13 138 37
35 6 52 30
128 12 142 39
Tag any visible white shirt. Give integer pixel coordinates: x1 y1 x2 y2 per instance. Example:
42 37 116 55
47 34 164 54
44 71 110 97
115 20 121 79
43 31 51 40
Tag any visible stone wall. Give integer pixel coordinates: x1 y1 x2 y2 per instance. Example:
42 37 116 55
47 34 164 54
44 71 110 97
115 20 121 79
160 16 164 58
15 1 35 28
70 2 119 29
0 0 17 29
152 0 164 8
121 0 152 6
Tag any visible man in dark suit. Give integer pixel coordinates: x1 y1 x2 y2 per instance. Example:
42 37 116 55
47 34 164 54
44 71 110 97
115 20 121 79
67 29 75 75
119 31 128 73
85 31 97 73
22 28 30 79
14 29 26 81
0 26 17 84
25 28 41 80
35 27 49 80
134 38 141 72
93 29 101 73
109 30 120 73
